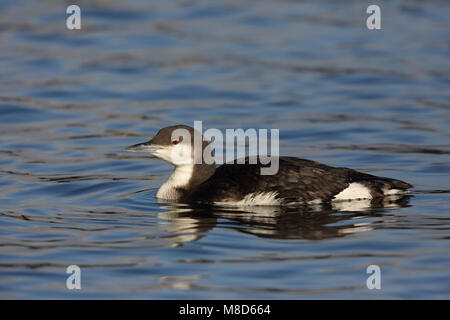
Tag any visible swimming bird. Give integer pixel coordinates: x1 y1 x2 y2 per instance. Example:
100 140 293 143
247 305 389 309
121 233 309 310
125 125 412 206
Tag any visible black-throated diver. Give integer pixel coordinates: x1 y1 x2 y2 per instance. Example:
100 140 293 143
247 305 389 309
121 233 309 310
125 125 412 206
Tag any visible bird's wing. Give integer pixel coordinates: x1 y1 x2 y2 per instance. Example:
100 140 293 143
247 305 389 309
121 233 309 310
188 157 411 204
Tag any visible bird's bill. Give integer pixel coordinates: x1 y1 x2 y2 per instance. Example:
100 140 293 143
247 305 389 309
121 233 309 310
124 142 160 154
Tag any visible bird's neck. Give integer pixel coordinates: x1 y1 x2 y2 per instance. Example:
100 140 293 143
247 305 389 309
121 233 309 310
156 163 216 200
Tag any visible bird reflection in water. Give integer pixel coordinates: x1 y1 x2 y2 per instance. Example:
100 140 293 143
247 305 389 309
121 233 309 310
155 195 411 246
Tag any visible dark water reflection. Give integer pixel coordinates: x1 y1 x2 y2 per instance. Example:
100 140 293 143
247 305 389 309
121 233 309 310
158 196 412 243
1 0 450 299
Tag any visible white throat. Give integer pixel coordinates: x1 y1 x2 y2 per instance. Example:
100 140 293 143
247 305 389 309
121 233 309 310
156 165 194 200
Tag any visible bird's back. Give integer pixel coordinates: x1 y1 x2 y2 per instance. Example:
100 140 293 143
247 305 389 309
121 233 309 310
185 156 412 205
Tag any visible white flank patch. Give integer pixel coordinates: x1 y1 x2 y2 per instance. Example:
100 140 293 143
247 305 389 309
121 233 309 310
214 192 280 207
333 183 372 201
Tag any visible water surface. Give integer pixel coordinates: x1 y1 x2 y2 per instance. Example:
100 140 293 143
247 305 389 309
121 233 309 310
0 0 449 299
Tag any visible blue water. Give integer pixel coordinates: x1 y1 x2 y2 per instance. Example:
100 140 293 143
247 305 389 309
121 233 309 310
0 0 449 299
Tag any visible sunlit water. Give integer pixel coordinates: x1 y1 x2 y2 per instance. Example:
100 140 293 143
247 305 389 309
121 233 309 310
0 0 449 299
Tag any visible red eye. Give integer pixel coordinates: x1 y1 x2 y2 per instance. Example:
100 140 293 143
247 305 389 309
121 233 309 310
172 140 179 145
